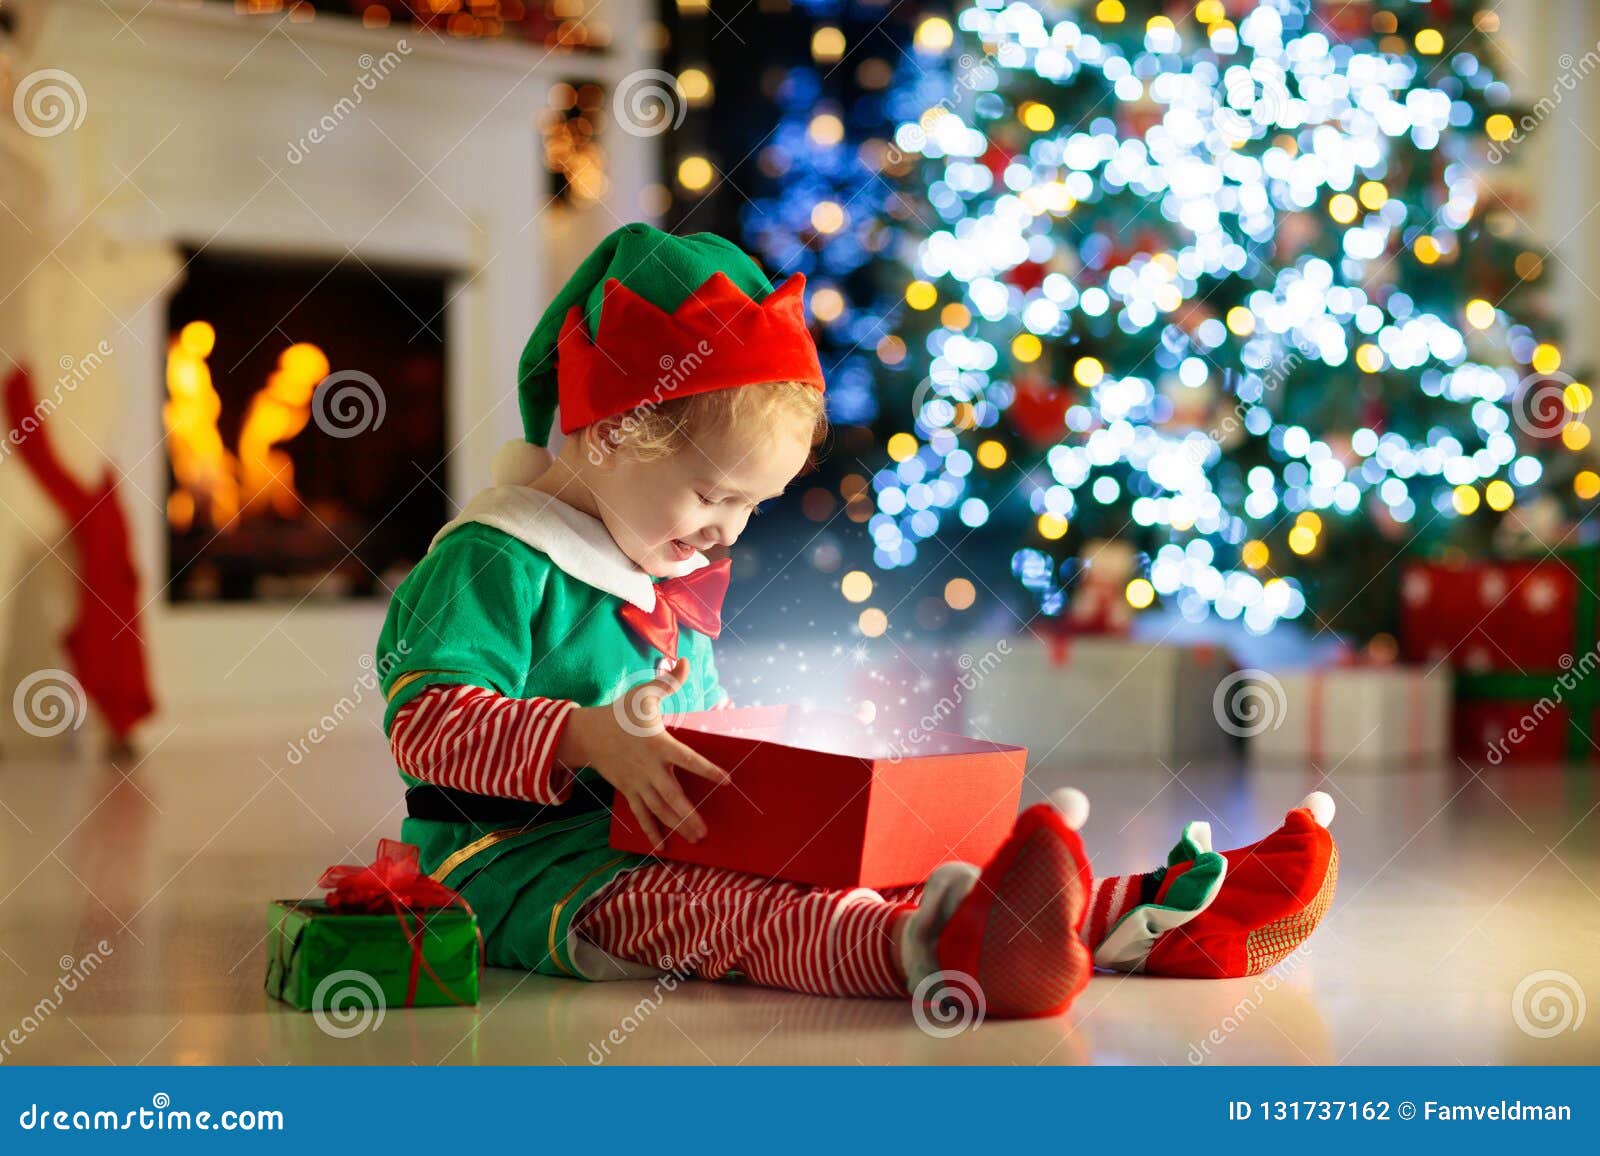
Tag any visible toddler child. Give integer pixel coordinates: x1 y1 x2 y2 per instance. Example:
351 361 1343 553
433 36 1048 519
375 223 1338 1018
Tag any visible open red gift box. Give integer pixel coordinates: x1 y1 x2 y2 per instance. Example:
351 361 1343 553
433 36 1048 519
608 705 1027 889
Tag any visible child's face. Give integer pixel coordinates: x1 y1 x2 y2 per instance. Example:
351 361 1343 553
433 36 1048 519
590 413 813 578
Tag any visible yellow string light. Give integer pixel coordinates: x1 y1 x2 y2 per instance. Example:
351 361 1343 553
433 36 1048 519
1073 356 1105 387
886 432 918 461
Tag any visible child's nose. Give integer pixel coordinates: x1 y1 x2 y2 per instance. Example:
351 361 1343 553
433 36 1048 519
709 509 749 547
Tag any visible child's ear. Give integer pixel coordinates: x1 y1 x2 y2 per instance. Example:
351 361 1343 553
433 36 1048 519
581 421 618 470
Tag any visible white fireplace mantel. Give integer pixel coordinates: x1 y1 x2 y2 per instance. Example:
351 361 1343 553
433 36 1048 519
21 0 659 734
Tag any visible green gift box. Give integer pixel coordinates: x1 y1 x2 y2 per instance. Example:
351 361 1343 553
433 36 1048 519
265 899 480 1011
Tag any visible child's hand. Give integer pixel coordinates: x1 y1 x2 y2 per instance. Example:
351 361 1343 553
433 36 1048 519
557 658 730 848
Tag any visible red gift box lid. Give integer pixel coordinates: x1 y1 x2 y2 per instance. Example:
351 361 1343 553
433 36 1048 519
608 705 1028 890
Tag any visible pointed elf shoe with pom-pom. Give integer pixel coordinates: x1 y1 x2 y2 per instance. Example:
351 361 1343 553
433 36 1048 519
1086 792 1339 979
900 789 1095 1020
1084 819 1228 973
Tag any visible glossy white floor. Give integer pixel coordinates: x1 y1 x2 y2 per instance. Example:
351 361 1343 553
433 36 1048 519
0 715 1596 1066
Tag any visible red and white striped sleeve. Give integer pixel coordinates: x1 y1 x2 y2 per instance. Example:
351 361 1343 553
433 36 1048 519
389 683 577 803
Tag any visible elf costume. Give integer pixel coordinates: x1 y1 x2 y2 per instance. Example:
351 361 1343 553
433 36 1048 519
376 223 817 981
1081 792 1339 977
373 221 1339 1016
374 223 1097 1012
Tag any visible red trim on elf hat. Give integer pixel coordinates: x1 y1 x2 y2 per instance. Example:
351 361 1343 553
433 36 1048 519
555 270 826 434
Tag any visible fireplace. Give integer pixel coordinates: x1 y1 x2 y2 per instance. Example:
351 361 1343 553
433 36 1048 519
25 0 657 724
163 250 449 603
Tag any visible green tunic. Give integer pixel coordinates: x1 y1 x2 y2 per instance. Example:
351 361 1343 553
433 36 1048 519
375 485 726 981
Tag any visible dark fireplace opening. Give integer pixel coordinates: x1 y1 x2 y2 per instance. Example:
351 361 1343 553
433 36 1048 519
164 249 449 603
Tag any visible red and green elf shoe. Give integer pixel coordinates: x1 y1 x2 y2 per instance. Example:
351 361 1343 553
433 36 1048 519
1085 792 1339 978
900 789 1095 1019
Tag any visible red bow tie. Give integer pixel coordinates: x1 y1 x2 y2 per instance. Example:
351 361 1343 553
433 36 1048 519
619 557 732 662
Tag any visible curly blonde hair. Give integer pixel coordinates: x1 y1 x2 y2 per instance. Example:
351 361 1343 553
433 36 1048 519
594 381 827 462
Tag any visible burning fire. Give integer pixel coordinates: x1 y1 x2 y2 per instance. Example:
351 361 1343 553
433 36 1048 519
164 321 329 532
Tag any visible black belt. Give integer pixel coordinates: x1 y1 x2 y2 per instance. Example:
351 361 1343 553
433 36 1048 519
404 781 615 827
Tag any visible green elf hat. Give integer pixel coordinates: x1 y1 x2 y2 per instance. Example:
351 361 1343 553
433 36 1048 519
492 221 827 486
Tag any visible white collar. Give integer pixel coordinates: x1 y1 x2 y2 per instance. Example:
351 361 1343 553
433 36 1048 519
427 485 708 611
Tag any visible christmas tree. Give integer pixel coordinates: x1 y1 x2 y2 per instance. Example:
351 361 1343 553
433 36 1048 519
861 0 1575 641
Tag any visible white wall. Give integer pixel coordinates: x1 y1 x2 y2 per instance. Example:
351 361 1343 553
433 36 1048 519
1500 0 1600 370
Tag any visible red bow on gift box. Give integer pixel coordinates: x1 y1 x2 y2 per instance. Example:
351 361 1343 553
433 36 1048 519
619 556 731 662
318 839 483 1008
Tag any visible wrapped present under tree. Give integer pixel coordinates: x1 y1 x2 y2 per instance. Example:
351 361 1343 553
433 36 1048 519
1400 551 1599 762
266 840 481 1012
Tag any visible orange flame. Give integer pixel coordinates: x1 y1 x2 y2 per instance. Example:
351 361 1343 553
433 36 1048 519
163 323 328 531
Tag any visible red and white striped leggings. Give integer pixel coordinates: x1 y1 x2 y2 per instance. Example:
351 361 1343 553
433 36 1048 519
573 861 927 999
